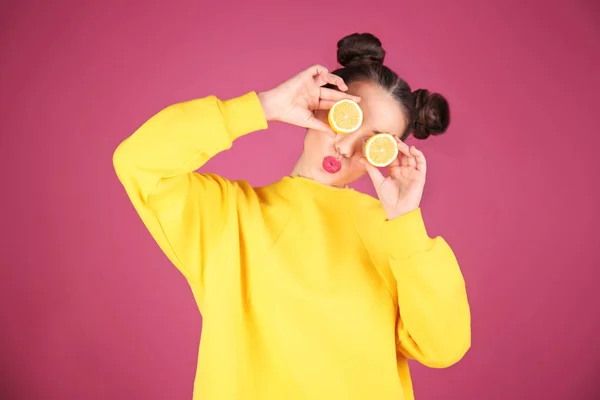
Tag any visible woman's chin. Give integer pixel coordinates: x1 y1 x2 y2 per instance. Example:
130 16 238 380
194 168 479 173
315 168 349 188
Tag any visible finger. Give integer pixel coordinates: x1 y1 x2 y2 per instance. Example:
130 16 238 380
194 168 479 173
313 68 331 87
320 87 361 103
411 146 427 173
316 99 336 110
306 64 329 78
401 153 409 167
400 141 416 168
324 73 348 91
387 155 402 180
396 139 411 157
304 114 335 137
311 67 349 91
408 151 417 168
360 158 386 191
387 154 401 177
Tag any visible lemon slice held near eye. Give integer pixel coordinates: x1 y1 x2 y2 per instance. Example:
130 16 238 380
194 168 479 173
328 99 363 134
364 133 399 167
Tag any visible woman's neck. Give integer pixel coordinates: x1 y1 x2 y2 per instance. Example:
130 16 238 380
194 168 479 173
290 152 313 180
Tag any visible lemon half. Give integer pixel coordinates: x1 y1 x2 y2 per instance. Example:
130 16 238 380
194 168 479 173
328 99 363 134
364 133 399 167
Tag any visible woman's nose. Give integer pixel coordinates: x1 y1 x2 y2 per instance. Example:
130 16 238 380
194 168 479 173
334 131 363 158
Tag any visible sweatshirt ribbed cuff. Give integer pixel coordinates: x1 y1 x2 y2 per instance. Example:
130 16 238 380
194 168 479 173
220 92 268 142
380 208 434 259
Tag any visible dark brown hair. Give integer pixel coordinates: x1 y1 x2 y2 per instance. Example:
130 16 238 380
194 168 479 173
329 33 450 141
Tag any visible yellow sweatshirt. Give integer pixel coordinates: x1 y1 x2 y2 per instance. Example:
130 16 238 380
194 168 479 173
113 92 471 400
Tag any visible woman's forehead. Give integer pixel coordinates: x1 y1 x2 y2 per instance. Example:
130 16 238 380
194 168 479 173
348 81 407 134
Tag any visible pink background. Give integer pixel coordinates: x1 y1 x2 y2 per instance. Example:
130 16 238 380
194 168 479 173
1 0 599 399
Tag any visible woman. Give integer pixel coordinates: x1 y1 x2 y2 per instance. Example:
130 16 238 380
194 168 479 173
113 33 471 400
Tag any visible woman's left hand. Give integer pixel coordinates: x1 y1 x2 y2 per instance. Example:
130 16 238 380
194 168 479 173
361 140 427 220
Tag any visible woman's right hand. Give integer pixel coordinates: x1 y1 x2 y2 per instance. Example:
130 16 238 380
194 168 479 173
258 65 361 136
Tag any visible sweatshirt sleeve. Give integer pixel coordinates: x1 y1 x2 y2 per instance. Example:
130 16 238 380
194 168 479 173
112 92 268 293
368 208 471 369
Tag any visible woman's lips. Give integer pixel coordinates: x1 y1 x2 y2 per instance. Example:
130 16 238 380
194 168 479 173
322 156 342 174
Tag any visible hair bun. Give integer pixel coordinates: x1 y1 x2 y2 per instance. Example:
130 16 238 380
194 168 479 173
412 89 450 139
337 33 385 67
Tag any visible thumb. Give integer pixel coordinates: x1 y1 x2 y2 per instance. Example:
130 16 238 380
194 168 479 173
360 158 386 191
304 114 335 137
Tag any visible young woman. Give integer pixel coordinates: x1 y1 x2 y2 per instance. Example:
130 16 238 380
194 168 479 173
113 33 471 400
